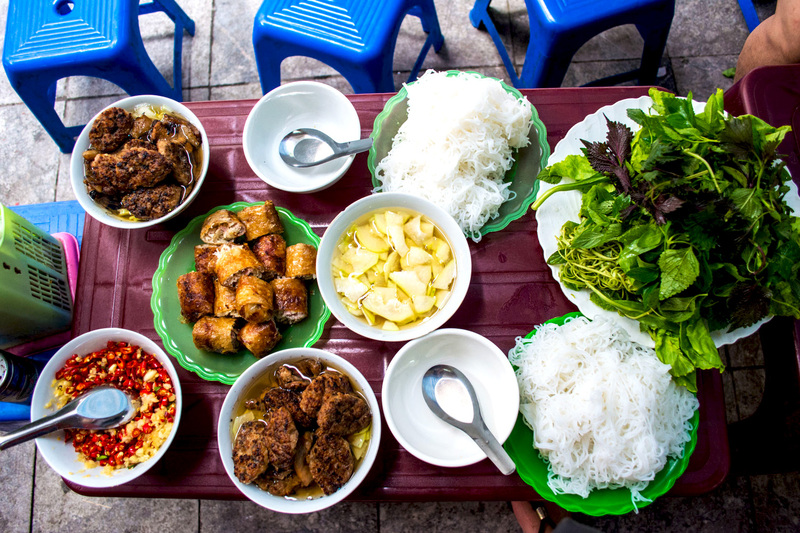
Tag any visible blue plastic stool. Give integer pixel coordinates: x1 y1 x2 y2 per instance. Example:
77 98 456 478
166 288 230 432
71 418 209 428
738 0 760 32
2 0 195 154
252 0 444 94
470 0 675 88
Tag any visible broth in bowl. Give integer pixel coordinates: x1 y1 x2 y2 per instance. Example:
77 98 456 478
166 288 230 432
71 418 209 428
229 357 372 499
82 103 204 222
331 207 456 331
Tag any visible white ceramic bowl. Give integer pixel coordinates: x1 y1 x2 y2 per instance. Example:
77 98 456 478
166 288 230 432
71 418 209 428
30 328 183 488
316 192 472 342
70 95 210 229
242 81 361 193
217 347 381 514
381 328 519 467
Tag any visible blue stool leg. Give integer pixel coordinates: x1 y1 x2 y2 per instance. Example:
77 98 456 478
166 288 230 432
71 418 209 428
409 1 444 52
253 38 285 94
140 0 196 100
11 76 75 153
149 0 196 36
335 54 389 93
105 48 180 100
518 34 576 88
469 0 492 29
471 0 520 86
738 0 761 32
635 7 673 85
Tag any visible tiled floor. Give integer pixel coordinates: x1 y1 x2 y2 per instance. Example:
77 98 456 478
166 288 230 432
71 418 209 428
2 0 799 531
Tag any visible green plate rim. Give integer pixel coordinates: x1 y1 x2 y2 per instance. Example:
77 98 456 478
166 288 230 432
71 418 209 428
367 70 550 240
151 202 331 384
504 312 699 516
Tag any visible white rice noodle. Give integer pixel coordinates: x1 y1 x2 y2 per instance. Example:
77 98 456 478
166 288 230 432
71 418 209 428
508 316 698 509
375 70 533 241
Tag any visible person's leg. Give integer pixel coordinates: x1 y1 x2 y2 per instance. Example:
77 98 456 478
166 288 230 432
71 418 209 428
735 0 800 81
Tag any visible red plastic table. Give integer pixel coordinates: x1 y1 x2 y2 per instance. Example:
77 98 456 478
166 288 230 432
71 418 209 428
67 87 730 500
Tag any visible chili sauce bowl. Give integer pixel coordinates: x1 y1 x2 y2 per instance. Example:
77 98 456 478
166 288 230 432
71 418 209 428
30 328 183 488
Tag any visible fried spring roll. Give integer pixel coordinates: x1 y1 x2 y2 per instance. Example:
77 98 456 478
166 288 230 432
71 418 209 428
194 244 220 274
238 201 284 240
192 316 241 354
200 209 246 244
270 278 308 324
214 278 240 317
214 244 265 288
239 320 282 358
177 271 215 322
285 243 317 280
235 275 274 323
251 234 286 280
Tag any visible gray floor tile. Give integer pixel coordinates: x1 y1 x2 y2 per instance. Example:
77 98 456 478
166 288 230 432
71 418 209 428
210 0 262 87
671 55 738 101
732 368 766 420
726 333 765 369
668 0 750 58
199 499 377 532
750 472 800 531
0 441 35 533
723 370 739 424
209 82 264 101
572 25 647 63
416 0 514 70
582 475 754 533
380 501 520 533
562 59 641 88
0 103 63 205
176 0 214 90
55 152 76 203
32 452 199 533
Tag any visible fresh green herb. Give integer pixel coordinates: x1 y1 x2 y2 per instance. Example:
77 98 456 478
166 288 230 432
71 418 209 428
534 88 798 391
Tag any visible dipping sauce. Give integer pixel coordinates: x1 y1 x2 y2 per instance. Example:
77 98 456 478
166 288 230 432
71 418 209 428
331 207 456 331
51 341 176 473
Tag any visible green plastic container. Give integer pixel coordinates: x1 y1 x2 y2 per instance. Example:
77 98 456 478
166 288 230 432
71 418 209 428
0 204 72 348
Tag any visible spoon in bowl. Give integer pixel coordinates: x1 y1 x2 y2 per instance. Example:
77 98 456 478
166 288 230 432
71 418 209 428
421 364 516 475
0 386 137 451
279 128 373 168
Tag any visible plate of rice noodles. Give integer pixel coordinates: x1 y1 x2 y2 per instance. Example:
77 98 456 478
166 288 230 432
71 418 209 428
504 312 699 516
368 70 550 242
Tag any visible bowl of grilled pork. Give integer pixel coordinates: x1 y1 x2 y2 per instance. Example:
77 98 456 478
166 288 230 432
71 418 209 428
217 347 381 513
70 95 210 229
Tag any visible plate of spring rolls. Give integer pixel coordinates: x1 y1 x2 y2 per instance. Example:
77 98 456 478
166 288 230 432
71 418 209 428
151 201 331 384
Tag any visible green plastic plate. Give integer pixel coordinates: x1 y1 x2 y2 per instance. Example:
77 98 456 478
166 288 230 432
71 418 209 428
151 202 331 384
367 70 550 241
504 312 699 516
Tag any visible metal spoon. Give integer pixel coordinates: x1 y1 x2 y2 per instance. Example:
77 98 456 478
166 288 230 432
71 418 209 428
421 364 516 475
0 386 137 451
278 128 373 168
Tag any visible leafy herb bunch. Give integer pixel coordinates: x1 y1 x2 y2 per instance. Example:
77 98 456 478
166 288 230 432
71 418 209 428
532 88 800 391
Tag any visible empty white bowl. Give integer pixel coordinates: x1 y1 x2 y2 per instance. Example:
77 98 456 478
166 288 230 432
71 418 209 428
70 95 210 229
217 347 381 514
30 328 183 488
316 192 473 342
381 328 519 467
243 81 361 193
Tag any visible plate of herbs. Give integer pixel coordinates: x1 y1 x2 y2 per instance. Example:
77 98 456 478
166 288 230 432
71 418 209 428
532 88 800 391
